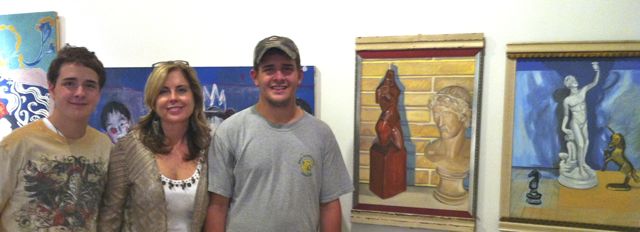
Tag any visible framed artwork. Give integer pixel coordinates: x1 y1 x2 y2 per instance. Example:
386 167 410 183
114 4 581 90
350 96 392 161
0 11 58 141
500 41 640 231
90 66 316 143
351 34 484 231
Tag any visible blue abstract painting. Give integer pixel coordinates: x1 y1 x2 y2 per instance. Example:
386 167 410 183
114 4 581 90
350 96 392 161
90 66 316 143
512 58 640 170
0 11 57 141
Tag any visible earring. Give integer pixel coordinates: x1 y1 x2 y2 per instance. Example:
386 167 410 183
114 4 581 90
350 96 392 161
152 117 162 136
189 119 198 132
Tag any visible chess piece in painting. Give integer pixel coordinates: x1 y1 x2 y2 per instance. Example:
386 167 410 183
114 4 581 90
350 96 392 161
602 127 640 191
369 68 407 199
558 62 600 189
526 169 542 205
425 86 472 205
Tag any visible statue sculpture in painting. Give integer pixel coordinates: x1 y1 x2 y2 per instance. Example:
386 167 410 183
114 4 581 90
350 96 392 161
369 68 407 199
526 169 542 205
602 127 640 191
425 86 472 205
558 62 600 189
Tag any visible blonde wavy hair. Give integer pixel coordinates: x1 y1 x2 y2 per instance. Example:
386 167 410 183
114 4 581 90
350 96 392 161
135 61 210 160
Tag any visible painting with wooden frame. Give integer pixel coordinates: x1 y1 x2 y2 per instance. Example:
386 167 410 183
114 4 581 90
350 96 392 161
500 41 640 231
351 34 484 231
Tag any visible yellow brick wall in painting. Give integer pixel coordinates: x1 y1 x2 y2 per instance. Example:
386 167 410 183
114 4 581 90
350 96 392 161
358 57 475 186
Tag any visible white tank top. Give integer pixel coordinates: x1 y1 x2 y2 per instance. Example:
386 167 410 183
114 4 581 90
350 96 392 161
161 162 201 232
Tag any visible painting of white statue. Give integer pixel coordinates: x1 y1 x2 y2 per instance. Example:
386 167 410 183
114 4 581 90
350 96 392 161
505 54 640 229
557 62 600 189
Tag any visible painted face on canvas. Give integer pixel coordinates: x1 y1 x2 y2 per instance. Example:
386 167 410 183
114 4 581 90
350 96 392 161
432 106 465 139
154 69 195 126
251 50 303 108
105 110 131 143
564 75 579 88
48 63 101 123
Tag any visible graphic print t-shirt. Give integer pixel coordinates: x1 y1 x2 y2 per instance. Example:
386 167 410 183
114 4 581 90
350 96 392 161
0 120 112 232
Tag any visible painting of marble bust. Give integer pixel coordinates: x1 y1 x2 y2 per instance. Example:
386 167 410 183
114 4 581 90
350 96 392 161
425 86 472 205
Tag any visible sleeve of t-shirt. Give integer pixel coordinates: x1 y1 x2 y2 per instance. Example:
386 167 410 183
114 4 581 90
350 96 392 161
320 130 355 204
0 140 21 213
208 132 235 198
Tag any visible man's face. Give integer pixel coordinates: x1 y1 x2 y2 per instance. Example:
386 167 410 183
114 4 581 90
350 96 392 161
564 75 578 88
48 63 101 123
105 110 130 143
251 51 302 108
433 107 465 139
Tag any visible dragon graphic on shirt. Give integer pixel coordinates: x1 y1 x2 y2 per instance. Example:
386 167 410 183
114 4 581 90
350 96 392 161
14 155 105 231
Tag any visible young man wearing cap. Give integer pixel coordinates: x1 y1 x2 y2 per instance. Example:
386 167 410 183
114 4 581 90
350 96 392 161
206 35 354 232
0 45 112 231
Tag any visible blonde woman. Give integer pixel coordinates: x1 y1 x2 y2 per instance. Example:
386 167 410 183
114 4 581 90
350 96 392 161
99 61 210 232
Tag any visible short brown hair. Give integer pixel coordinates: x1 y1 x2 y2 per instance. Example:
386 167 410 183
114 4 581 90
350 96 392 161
47 44 106 88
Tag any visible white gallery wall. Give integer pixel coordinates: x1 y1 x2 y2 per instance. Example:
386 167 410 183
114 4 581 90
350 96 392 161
3 1 639 231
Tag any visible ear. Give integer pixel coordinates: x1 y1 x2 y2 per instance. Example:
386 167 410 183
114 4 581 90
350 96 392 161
48 82 55 97
250 68 259 86
462 115 471 127
297 69 304 85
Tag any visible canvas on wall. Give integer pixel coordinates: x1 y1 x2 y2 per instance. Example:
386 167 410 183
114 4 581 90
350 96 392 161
351 34 484 231
500 41 640 231
0 11 58 141
91 66 316 143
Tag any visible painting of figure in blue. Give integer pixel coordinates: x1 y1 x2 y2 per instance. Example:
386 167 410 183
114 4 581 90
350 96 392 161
556 62 601 189
0 12 57 141
509 57 640 228
89 66 315 143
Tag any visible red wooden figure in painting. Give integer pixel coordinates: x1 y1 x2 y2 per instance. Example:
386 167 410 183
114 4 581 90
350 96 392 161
369 68 407 199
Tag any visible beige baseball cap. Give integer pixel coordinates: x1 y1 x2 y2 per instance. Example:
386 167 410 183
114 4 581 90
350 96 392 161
253 35 300 68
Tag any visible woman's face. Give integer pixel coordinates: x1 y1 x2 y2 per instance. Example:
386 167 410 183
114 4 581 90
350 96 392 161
154 70 195 127
105 110 130 143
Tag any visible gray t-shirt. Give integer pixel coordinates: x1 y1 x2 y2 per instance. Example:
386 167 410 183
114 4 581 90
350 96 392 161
208 106 354 232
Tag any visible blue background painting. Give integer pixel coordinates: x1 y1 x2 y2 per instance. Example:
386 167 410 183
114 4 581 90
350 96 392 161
512 58 640 170
0 11 56 70
89 66 315 135
0 11 57 141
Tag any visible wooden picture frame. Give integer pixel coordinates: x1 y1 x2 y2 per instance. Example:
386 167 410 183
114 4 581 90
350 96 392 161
351 33 484 231
500 41 640 231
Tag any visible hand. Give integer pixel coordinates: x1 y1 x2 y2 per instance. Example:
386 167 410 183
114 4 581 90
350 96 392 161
564 131 574 141
592 62 600 71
